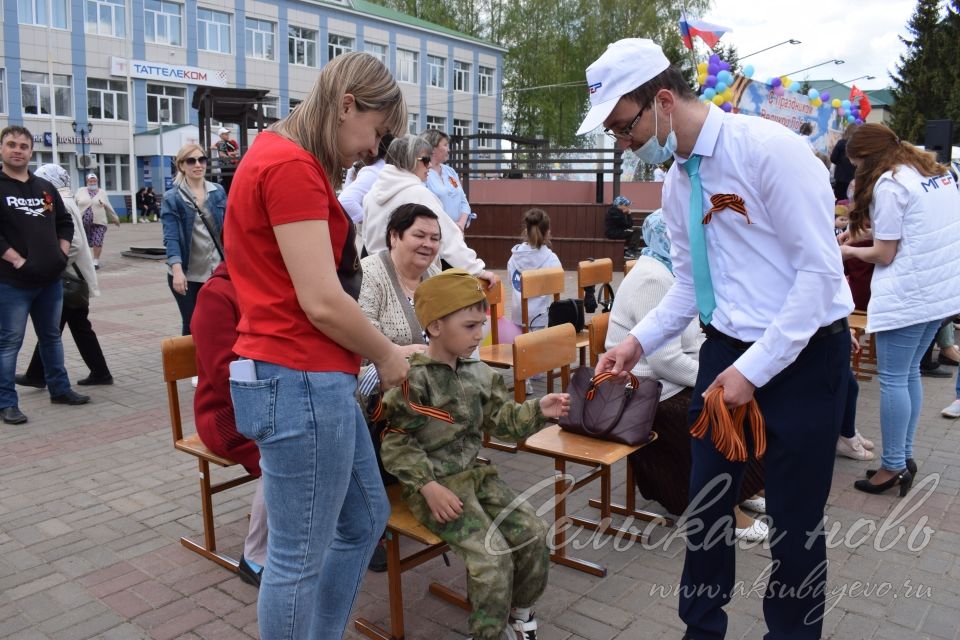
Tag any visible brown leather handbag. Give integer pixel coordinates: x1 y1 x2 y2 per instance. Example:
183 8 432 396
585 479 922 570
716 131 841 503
558 368 661 446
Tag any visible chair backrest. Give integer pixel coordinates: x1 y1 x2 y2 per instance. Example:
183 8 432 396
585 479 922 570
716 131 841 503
519 267 565 332
485 280 504 344
577 258 613 298
624 259 637 277
512 323 576 401
161 336 197 445
588 312 610 366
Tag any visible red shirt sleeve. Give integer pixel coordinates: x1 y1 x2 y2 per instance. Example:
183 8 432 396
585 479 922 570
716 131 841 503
260 160 333 227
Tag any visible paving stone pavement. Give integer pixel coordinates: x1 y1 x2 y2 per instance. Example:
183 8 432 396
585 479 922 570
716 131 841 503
2 223 959 640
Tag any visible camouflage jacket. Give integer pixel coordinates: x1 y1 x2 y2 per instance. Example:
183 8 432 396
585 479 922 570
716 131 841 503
379 353 547 493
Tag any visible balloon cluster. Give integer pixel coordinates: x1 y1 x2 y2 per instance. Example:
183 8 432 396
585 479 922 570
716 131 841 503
830 98 864 124
696 54 749 113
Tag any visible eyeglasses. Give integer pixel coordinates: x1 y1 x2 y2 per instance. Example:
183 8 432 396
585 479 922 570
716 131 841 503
603 104 649 141
184 156 208 166
419 156 432 166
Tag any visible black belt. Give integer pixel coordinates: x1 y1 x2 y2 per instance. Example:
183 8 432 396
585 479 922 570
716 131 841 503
701 318 849 351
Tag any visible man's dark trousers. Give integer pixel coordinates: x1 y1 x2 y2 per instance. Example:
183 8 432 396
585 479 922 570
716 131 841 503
678 329 849 639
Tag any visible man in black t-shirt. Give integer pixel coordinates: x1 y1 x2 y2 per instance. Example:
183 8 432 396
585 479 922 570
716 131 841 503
0 125 89 424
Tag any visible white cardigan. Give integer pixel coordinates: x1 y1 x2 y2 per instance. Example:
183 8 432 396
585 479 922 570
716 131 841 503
605 256 703 400
74 188 120 226
362 164 485 276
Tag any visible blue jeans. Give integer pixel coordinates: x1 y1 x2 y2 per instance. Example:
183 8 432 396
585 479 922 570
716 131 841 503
0 280 72 408
875 319 941 470
230 363 389 639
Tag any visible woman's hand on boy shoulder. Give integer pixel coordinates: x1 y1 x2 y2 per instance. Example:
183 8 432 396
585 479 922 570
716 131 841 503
540 393 570 419
420 481 464 523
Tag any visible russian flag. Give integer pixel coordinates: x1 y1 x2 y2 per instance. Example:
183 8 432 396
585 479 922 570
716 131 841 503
679 14 731 50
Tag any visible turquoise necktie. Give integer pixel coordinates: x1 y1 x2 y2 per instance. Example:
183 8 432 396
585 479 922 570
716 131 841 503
683 155 717 325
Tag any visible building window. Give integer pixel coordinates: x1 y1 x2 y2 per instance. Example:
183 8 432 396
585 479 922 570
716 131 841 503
427 55 446 89
396 49 418 84
100 153 131 191
22 72 71 117
426 115 446 132
477 121 495 147
245 18 276 60
328 34 354 61
478 66 495 97
452 118 470 139
289 98 302 112
288 26 317 67
454 61 471 93
88 78 128 121
259 96 279 120
364 42 387 65
85 0 125 37
198 8 231 54
147 83 185 124
407 112 419 134
18 0 69 28
0 69 5 115
145 0 182 46
29 151 55 174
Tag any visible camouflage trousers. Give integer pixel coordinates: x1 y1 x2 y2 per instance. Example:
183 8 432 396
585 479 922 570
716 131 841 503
406 464 550 640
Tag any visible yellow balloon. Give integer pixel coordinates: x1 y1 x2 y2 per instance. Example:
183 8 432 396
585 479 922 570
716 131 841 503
781 76 792 88
812 98 822 107
831 98 842 108
712 94 725 106
697 62 708 73
723 89 734 101
698 73 707 85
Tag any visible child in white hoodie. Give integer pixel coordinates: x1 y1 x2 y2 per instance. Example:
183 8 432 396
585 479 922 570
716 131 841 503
507 208 562 330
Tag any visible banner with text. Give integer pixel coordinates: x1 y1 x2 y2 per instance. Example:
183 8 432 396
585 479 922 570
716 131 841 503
110 57 228 87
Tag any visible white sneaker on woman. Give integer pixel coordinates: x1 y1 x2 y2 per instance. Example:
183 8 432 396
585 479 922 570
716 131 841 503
739 496 766 514
735 519 769 542
836 435 874 461
942 399 960 418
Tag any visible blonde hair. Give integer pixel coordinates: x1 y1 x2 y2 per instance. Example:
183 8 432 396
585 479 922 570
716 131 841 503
270 52 406 188
173 143 206 185
522 208 551 249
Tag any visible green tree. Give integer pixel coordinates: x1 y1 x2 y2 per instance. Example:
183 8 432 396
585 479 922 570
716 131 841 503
890 0 953 144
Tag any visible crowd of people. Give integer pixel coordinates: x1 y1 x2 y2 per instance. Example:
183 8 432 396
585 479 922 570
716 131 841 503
2 35 959 640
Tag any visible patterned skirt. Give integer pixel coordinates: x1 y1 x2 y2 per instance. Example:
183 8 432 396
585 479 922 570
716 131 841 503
629 388 765 516
82 208 108 247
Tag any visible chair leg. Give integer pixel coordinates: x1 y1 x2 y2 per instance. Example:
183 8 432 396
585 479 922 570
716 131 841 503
355 531 404 640
180 459 240 572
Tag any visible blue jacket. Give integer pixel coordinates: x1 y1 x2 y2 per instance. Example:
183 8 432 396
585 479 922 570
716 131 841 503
160 182 226 271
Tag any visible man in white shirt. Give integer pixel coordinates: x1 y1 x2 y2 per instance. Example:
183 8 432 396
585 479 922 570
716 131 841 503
584 39 854 640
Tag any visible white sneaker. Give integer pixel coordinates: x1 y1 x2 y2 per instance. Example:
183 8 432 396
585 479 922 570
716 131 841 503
942 399 960 418
836 435 874 461
855 430 875 450
739 496 766 514
735 519 769 542
508 617 537 640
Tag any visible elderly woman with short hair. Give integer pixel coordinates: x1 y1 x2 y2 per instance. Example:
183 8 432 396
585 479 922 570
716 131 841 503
362 134 497 288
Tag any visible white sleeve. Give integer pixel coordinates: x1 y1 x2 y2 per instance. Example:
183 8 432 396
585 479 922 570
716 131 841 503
870 178 908 241
339 166 379 223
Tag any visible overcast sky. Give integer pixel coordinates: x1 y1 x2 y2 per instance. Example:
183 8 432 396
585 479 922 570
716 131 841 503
705 0 921 90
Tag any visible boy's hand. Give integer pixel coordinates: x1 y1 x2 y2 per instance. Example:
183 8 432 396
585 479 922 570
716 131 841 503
540 393 571 419
420 481 463 523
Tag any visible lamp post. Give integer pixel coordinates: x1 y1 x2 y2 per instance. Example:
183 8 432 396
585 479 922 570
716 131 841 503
157 108 169 192
71 121 93 180
819 75 876 93
782 59 845 77
740 39 801 60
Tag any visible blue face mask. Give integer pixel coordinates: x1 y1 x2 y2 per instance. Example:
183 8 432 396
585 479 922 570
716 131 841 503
635 106 676 165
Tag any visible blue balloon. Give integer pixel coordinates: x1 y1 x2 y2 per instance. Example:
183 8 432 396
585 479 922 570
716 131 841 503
703 88 717 99
717 70 731 84
841 99 851 109
807 88 819 99
743 64 755 78
715 81 727 93
847 114 856 123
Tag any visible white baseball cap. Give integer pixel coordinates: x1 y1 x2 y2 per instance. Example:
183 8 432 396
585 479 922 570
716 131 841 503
576 39 671 135
217 127 231 135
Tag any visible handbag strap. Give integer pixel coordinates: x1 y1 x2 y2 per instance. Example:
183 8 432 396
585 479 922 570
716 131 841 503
572 371 641 437
689 387 766 462
371 379 454 425
179 184 225 261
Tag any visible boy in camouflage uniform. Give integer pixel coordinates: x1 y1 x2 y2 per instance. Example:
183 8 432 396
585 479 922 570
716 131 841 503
379 269 570 640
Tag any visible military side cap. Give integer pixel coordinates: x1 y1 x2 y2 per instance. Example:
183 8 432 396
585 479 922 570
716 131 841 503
414 269 486 328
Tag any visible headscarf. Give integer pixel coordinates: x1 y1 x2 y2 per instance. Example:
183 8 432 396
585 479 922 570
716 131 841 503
640 209 672 273
35 164 71 190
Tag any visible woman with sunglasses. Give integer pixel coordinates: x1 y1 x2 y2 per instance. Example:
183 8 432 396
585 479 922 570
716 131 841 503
363 134 497 287
160 143 226 335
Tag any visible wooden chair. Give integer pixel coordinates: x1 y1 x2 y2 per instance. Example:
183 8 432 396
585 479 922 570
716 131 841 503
522 326 670 577
161 336 257 572
512 323 575 403
521 267 591 366
624 259 637 277
355 485 469 640
588 311 610 367
576 258 614 301
848 311 877 381
477 280 513 370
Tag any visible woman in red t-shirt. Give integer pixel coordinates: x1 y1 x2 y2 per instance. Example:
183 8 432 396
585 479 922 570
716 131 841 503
223 52 409 639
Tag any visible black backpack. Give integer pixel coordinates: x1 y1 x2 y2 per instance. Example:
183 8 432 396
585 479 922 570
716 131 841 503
583 283 615 313
547 298 585 333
